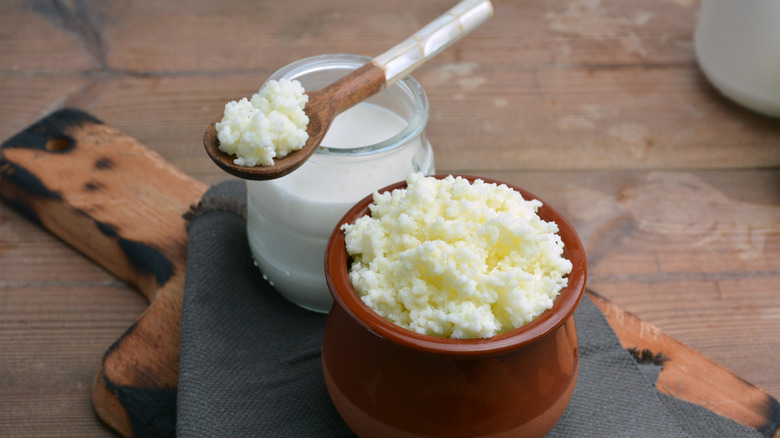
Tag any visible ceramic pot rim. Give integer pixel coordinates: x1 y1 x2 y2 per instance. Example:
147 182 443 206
325 174 587 357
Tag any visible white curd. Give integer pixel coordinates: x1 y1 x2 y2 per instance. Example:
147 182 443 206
342 174 573 339
216 78 309 166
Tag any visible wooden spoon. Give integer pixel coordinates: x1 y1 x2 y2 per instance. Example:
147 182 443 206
204 0 493 180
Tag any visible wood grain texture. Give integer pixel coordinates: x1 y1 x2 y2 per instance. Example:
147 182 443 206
589 290 780 437
0 0 779 436
1 109 207 437
3 0 778 174
1 111 776 438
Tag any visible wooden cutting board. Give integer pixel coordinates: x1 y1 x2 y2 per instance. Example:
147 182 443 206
1 109 778 438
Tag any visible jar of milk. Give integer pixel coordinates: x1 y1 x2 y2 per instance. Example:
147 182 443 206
247 54 435 313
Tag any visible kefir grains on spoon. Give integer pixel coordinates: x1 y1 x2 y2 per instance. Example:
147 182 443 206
341 173 573 339
215 79 309 167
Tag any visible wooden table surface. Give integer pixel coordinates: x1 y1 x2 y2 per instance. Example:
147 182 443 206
1 0 778 436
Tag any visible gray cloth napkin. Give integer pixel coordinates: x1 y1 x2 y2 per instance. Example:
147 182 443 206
177 180 765 438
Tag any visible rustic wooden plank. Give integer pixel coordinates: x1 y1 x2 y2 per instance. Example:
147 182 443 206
0 281 147 438
424 66 780 170
99 0 467 72
93 0 699 71
4 0 774 175
589 290 780 438
0 207 114 285
0 0 98 72
17 69 775 184
576 167 780 398
0 77 94 143
593 278 780 410
0 109 207 437
468 0 699 66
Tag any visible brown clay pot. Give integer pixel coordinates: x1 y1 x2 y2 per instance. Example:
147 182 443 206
323 175 587 438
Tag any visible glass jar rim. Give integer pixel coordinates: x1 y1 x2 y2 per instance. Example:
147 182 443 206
268 54 429 156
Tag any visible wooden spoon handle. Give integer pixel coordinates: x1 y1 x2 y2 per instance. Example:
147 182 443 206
322 0 492 114
321 62 388 115
373 0 493 87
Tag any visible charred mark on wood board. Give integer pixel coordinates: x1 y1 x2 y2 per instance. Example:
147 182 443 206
94 157 115 170
95 220 118 238
1 108 102 153
756 393 780 437
102 320 177 438
105 320 138 355
117 238 173 286
0 159 62 201
102 375 177 438
84 181 102 191
44 135 74 152
71 209 171 285
627 347 670 366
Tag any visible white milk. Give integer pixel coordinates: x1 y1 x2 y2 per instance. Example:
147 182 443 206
246 54 435 312
695 0 780 117
323 103 406 149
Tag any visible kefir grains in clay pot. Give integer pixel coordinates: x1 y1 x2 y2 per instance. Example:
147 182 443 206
323 174 587 438
246 54 435 313
341 173 573 340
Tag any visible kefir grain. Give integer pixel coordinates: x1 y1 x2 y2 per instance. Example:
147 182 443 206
216 79 309 167
342 173 572 339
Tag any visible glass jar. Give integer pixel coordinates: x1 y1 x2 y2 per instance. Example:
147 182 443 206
246 54 435 313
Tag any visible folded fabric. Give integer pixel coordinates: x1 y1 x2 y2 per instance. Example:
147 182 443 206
177 180 763 438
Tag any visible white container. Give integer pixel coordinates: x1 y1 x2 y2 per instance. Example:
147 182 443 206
694 0 780 117
247 54 435 313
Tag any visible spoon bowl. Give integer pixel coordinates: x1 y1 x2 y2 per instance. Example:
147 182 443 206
202 113 329 180
203 0 493 180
